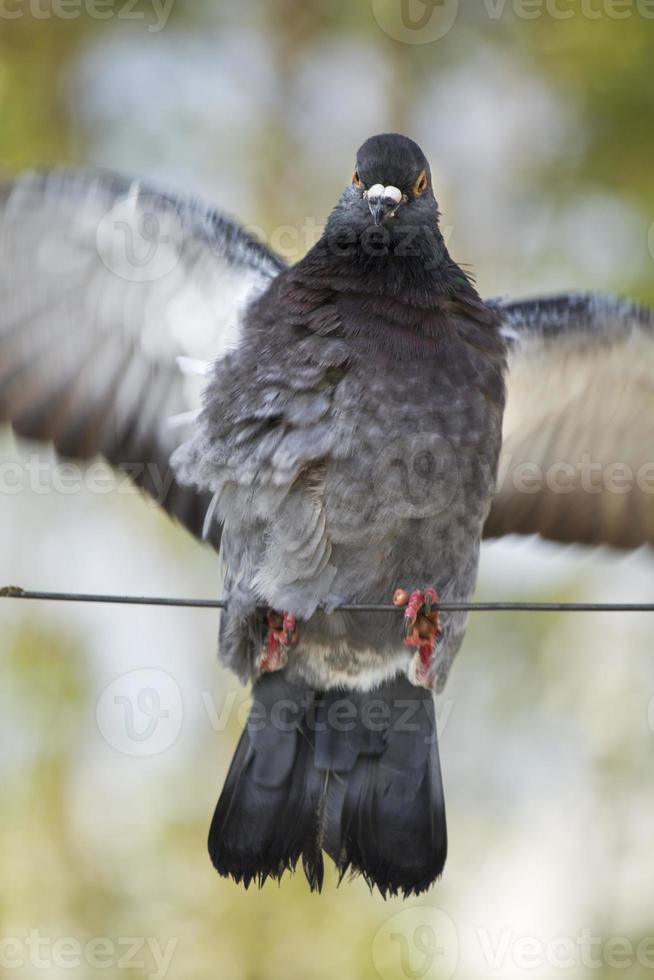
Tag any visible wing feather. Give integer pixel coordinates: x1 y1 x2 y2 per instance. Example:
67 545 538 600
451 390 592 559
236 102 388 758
0 168 286 542
484 292 654 549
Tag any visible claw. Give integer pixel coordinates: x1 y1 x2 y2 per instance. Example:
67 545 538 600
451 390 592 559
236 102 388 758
393 587 442 689
283 612 298 647
393 588 410 608
423 587 437 615
403 589 428 632
259 633 288 674
258 609 298 675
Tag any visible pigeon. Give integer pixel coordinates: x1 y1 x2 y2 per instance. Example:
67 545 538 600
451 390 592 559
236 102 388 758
1 133 653 897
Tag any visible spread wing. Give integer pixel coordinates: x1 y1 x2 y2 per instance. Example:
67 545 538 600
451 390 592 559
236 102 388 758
484 292 654 549
0 168 286 543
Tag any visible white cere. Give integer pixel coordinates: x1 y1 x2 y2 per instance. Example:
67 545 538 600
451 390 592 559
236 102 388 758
366 183 385 201
365 183 403 204
383 185 402 204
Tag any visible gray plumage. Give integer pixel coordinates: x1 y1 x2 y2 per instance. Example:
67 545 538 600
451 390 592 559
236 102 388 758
1 134 653 895
174 133 502 896
172 139 506 697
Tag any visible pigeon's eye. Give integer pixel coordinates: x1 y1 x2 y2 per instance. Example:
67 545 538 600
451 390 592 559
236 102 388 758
352 170 364 188
413 170 428 197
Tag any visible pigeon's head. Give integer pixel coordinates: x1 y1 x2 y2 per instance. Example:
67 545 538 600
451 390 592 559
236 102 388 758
351 133 435 226
322 133 444 268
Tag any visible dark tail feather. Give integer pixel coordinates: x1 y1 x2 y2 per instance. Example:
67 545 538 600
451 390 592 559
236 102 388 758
209 672 447 897
208 673 325 889
327 680 447 897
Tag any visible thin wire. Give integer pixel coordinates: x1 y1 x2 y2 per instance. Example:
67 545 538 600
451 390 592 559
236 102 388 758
1 586 653 613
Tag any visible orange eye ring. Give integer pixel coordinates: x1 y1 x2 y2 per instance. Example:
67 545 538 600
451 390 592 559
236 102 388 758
414 170 428 196
352 170 363 188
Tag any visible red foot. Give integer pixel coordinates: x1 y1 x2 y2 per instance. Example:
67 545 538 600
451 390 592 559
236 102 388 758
393 588 441 688
258 610 298 674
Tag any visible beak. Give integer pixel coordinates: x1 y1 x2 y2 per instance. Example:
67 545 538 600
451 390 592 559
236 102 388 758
365 184 403 225
369 199 393 226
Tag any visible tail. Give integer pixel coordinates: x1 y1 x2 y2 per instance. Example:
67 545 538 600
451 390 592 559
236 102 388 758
208 672 447 897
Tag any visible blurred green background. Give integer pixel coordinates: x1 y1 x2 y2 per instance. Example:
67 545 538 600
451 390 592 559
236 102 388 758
1 2 654 979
